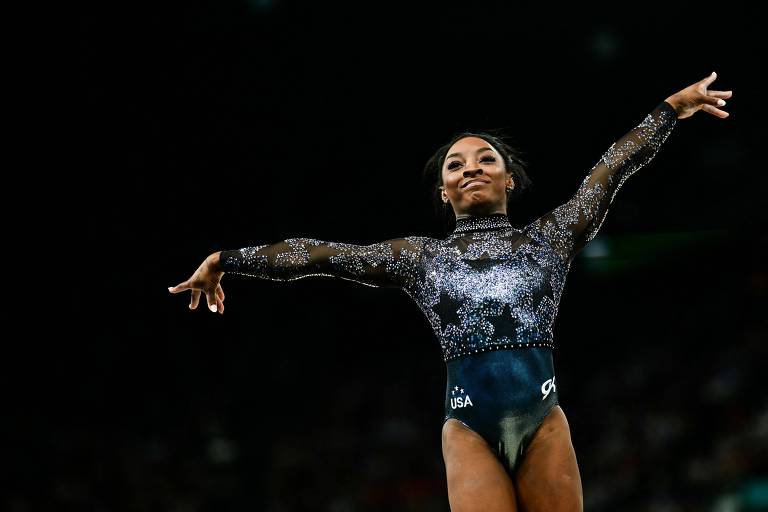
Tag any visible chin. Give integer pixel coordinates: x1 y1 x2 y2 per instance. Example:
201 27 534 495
462 198 497 212
462 192 494 205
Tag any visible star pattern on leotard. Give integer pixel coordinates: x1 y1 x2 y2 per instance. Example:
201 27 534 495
432 290 462 332
487 302 514 336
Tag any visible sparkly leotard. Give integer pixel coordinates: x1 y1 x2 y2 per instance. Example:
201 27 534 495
220 100 678 475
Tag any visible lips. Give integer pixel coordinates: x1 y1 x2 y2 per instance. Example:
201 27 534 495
461 178 490 188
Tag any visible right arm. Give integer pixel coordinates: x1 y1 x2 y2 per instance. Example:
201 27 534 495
219 236 427 288
169 236 429 313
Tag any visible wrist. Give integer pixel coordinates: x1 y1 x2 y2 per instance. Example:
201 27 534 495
663 96 682 118
208 251 224 273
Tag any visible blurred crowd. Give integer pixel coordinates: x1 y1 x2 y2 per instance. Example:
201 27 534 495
12 302 765 508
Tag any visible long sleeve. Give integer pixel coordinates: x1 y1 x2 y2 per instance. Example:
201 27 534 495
526 100 678 263
219 236 429 289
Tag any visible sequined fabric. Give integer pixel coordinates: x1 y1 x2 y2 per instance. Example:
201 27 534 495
221 101 678 362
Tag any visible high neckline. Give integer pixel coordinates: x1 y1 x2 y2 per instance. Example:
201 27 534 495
451 212 514 234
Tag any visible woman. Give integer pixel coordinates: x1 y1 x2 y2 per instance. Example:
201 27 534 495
169 72 731 511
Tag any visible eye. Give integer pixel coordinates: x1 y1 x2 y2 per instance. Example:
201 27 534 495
446 155 496 171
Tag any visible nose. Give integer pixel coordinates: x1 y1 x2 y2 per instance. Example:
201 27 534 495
463 167 483 177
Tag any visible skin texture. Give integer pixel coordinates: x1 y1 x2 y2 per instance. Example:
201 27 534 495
442 406 583 512
169 71 733 511
440 137 514 219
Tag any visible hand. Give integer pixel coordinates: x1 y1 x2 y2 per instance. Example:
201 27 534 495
168 251 226 314
665 71 733 120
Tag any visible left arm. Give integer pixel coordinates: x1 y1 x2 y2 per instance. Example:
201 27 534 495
527 71 732 263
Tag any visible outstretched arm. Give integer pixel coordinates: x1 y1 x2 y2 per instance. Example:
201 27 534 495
218 236 427 288
169 236 429 314
526 71 732 263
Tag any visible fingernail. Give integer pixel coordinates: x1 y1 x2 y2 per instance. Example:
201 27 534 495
717 99 726 106
168 287 174 292
210 304 217 313
712 71 716 76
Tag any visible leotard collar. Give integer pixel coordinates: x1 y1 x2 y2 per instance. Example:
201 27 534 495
451 212 514 234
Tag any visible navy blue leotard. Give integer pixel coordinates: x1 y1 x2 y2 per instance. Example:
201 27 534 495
220 100 678 475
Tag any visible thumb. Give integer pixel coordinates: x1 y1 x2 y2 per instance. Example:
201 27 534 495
701 71 718 87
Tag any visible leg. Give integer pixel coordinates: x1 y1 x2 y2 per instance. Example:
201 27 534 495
514 405 583 512
442 418 518 512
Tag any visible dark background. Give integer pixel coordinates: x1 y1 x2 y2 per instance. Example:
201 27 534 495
20 1 767 510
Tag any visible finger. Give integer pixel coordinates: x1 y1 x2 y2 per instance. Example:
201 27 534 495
216 295 225 315
169 282 190 294
701 71 718 88
190 289 201 310
707 90 733 99
216 285 225 302
702 94 727 108
206 290 218 313
700 104 730 118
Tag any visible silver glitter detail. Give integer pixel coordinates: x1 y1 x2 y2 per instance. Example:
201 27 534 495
452 213 513 234
220 101 677 362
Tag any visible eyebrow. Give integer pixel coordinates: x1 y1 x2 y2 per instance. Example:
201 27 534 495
446 146 494 161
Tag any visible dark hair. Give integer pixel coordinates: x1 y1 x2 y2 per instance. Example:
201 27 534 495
422 129 533 232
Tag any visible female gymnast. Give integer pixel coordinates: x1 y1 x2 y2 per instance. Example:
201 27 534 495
169 72 731 511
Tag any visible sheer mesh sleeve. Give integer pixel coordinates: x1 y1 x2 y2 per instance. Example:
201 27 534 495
219 236 429 289
526 100 678 263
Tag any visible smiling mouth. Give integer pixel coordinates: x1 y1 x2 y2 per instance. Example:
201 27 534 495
462 179 489 188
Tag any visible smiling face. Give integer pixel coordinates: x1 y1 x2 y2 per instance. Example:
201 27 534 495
440 136 514 218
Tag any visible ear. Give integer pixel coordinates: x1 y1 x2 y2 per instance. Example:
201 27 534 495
440 186 449 203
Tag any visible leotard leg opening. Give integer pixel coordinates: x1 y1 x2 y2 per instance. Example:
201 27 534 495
443 346 559 476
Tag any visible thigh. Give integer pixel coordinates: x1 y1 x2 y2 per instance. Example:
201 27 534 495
442 418 518 512
514 405 583 512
